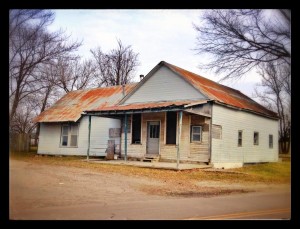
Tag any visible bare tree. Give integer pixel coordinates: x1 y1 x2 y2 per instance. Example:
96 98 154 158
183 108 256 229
9 9 81 125
193 9 291 80
194 9 291 154
52 57 97 93
91 39 140 86
10 96 39 134
254 62 291 154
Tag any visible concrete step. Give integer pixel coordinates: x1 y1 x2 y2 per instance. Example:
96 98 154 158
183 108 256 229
142 154 160 163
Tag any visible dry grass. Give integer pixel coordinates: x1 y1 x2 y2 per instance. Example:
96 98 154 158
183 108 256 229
10 151 290 185
10 150 291 197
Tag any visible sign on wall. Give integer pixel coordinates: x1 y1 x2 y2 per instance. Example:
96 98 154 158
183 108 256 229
109 128 121 138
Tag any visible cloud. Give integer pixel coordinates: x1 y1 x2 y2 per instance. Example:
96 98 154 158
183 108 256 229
49 9 260 98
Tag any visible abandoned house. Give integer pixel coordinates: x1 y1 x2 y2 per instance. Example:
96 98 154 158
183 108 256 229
34 61 279 168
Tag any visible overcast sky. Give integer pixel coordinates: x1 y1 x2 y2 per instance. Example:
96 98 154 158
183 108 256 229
49 9 261 99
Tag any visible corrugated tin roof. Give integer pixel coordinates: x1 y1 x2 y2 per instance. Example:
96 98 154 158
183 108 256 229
88 100 201 112
163 62 278 118
33 84 137 123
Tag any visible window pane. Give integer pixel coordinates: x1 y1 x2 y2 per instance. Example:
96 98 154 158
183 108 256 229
155 125 159 138
193 134 200 141
269 135 273 148
238 139 242 146
193 126 201 134
71 125 78 135
254 132 259 145
62 126 68 135
62 136 68 146
70 135 77 147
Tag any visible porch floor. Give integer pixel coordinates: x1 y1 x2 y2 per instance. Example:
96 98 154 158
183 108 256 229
83 158 212 171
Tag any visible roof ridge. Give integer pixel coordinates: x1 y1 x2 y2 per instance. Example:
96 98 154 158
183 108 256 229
162 61 242 93
70 82 138 93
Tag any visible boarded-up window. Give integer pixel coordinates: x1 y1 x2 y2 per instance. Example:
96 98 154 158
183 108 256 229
60 123 78 147
269 134 273 148
254 132 259 145
132 114 141 144
166 112 177 144
238 130 242 147
212 125 222 139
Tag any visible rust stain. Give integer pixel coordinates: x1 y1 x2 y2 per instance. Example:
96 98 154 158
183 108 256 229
34 61 278 123
165 62 278 118
90 100 197 112
33 83 137 123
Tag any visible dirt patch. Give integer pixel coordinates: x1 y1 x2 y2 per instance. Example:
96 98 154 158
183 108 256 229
139 184 251 198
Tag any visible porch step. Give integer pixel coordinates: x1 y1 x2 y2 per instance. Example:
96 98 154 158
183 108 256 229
142 155 160 163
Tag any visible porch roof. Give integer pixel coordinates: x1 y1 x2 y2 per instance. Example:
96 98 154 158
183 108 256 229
85 99 209 115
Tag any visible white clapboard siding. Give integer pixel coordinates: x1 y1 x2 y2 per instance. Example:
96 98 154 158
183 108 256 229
38 116 121 156
211 104 278 165
123 65 206 104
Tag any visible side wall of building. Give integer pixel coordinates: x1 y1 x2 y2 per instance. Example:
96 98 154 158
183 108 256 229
211 104 278 168
37 116 121 156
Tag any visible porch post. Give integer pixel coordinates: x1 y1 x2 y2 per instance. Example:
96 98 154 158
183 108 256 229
87 115 91 161
124 113 128 162
177 111 183 169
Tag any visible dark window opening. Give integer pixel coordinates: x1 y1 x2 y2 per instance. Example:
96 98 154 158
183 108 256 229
269 134 273 148
254 132 259 145
132 114 141 144
166 112 177 144
238 130 242 147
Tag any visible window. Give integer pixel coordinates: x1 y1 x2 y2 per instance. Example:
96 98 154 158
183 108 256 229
149 124 160 138
61 125 69 146
269 135 273 148
61 123 78 147
238 130 242 147
132 114 141 144
166 112 177 144
191 126 202 142
212 125 222 139
254 132 259 145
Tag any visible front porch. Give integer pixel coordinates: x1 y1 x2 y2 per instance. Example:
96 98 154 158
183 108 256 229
85 100 212 166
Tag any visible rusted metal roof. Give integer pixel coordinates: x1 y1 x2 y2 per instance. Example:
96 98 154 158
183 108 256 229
33 84 137 123
163 62 278 118
88 100 200 112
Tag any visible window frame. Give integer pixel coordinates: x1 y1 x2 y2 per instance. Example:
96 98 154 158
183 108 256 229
191 125 202 143
269 134 273 148
60 123 79 148
254 131 259 145
238 130 243 147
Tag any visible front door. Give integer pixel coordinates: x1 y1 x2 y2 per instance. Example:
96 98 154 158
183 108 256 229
147 121 160 154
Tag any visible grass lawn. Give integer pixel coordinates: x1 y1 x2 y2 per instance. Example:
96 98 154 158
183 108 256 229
10 150 291 185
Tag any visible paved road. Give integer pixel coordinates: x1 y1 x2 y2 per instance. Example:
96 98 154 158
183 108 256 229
9 159 290 220
11 191 290 220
